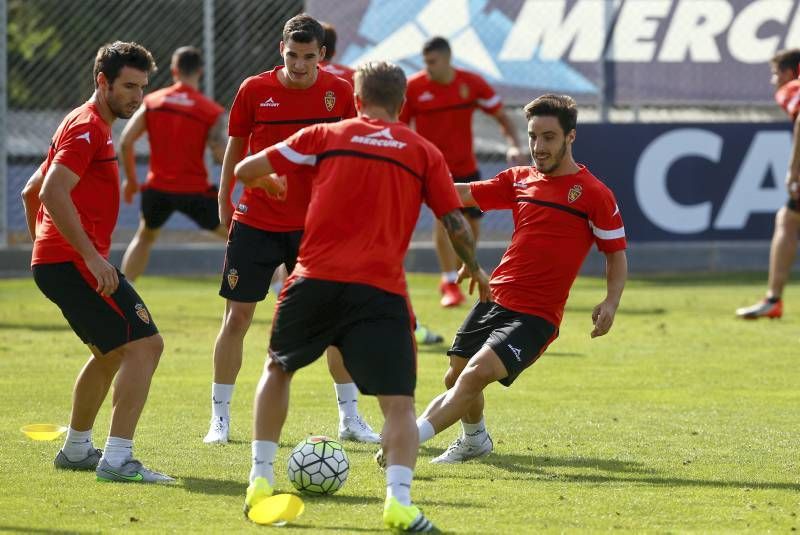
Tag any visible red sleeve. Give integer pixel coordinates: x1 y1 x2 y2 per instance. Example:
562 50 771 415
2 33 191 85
228 79 253 137
265 125 326 177
472 74 502 114
469 169 516 210
422 146 461 217
588 185 627 253
51 121 102 178
775 83 800 121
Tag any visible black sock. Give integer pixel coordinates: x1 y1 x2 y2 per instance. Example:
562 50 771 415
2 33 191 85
767 296 781 304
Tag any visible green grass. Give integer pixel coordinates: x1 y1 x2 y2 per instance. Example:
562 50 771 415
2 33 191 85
0 272 798 533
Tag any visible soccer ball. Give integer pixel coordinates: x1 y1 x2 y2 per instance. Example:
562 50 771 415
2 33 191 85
287 435 349 494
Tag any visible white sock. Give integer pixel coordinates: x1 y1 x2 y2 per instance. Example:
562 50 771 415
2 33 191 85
441 271 458 283
386 465 413 506
62 428 93 461
417 417 436 444
462 416 487 445
212 383 234 420
103 436 133 468
250 440 278 486
335 383 359 420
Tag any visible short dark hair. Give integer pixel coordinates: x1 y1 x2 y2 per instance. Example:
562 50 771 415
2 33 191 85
354 61 406 115
93 41 156 88
524 94 578 135
422 36 451 56
282 13 324 47
321 22 338 58
771 48 800 75
172 46 202 76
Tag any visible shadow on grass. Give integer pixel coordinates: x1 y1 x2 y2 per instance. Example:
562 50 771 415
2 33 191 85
180 476 245 496
0 322 71 332
0 527 95 535
483 453 655 475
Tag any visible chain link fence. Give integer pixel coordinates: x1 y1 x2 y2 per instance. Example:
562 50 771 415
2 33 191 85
3 0 790 248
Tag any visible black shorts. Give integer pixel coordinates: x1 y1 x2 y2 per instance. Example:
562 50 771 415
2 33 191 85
788 197 798 212
141 185 220 231
219 220 303 302
448 301 558 387
454 172 483 219
32 262 159 355
269 277 416 396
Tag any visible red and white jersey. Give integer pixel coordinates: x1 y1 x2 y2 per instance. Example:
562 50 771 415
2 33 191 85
320 61 355 87
400 68 502 178
32 102 119 267
775 79 800 121
143 82 224 193
265 116 461 296
470 165 626 326
228 66 356 232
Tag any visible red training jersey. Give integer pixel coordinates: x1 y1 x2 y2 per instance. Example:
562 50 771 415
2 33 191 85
265 117 461 296
32 102 119 266
143 82 224 193
775 79 800 121
400 68 502 178
228 67 356 232
320 61 355 87
470 165 626 327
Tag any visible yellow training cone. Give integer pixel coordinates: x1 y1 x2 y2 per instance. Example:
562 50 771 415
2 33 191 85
247 494 305 526
21 424 67 441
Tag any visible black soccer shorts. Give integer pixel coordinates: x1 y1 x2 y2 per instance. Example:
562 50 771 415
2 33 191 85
218 221 303 302
33 261 159 355
269 277 417 396
448 301 558 387
141 185 221 231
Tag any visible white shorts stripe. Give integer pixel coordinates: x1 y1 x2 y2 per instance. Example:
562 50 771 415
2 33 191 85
277 142 316 166
590 222 626 240
477 94 502 108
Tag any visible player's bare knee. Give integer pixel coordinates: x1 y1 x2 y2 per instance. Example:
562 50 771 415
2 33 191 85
444 365 463 389
222 306 253 337
457 361 495 393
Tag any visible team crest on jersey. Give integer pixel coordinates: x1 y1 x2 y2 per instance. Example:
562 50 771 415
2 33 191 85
567 184 582 203
324 90 336 112
134 304 150 324
459 83 469 100
227 269 239 290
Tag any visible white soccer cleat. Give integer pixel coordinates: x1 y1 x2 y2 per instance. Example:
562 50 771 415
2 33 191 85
338 415 381 443
430 434 493 464
203 417 230 444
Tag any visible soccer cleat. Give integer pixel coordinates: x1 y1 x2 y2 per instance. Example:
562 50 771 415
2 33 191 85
203 416 230 444
54 448 102 471
430 434 493 464
383 496 439 533
736 298 783 319
415 324 444 345
374 447 387 471
339 415 381 443
439 281 465 308
243 476 274 519
96 458 175 483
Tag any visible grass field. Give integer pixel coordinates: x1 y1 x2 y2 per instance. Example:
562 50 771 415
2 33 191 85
0 272 798 533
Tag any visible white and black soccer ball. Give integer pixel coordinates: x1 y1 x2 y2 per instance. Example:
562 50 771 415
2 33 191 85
287 435 349 494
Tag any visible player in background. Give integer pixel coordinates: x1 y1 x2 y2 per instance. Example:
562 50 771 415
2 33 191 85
20 41 172 483
401 36 525 308
736 48 800 319
235 60 490 532
119 46 227 282
206 14 381 445
319 22 354 86
377 94 627 466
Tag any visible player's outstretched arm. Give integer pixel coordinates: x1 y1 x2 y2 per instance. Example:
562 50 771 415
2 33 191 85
21 167 44 241
234 150 286 198
454 183 478 207
218 136 248 227
39 164 118 296
591 250 628 338
441 209 491 302
119 105 147 204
